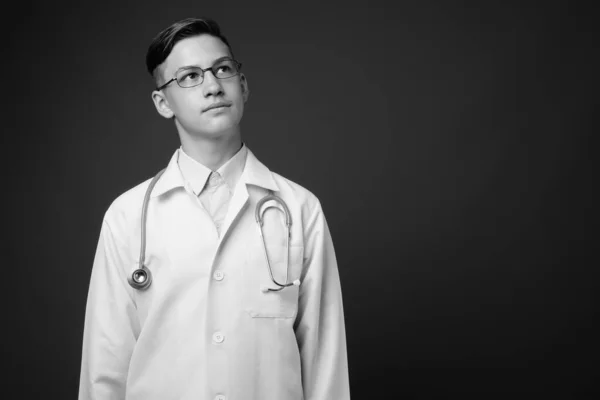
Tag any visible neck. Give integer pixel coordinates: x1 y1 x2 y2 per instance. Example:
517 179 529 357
179 129 242 171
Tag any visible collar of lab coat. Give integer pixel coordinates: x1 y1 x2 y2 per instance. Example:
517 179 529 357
150 147 279 198
177 144 248 196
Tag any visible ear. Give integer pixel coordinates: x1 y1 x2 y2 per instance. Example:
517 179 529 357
240 73 250 102
151 90 175 119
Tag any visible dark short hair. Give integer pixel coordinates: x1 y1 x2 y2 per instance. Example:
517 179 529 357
145 17 233 80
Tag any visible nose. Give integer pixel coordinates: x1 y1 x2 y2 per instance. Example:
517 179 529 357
202 70 224 97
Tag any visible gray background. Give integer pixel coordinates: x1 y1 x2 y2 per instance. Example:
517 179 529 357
5 0 597 397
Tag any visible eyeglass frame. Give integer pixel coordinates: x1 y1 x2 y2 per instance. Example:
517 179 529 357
155 57 243 91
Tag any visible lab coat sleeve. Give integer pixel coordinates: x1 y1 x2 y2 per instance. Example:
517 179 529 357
295 199 351 400
79 219 140 400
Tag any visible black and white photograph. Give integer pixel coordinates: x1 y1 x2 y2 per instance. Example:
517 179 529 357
5 0 597 398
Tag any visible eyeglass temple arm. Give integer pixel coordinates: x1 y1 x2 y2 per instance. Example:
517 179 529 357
156 78 176 91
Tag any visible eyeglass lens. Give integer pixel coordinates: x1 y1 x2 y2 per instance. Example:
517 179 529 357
175 59 239 88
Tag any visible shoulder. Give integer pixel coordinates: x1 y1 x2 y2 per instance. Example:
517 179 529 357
102 176 154 233
270 171 323 216
103 150 178 226
268 171 331 246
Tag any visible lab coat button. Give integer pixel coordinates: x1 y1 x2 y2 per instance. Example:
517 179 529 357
213 332 225 343
213 271 225 281
215 395 226 400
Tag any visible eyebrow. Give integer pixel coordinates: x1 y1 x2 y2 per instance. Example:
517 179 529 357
175 56 233 73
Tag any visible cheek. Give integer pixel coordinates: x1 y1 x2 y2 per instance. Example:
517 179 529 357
170 89 202 112
235 99 245 115
182 92 204 113
226 82 245 101
232 91 246 114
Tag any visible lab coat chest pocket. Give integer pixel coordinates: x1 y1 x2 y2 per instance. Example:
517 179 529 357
242 244 304 319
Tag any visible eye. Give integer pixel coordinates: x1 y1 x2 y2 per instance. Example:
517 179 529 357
213 60 237 77
176 69 204 87
216 65 231 74
181 71 200 81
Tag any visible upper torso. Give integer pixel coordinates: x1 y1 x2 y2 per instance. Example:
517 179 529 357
102 147 318 400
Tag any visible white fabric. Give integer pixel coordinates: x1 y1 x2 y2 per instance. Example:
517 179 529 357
79 147 350 400
177 144 247 236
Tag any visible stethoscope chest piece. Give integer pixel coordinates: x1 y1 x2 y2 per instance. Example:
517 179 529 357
128 267 152 290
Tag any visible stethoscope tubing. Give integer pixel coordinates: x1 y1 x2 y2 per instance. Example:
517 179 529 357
127 168 165 290
255 194 295 291
129 170 299 293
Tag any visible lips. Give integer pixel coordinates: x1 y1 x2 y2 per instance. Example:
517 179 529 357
203 102 231 112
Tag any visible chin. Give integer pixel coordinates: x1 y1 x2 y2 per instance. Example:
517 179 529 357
208 120 238 135
206 115 242 133
178 112 242 138
192 123 239 138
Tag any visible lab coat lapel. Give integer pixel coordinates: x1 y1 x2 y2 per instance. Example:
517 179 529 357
217 149 279 246
218 179 249 246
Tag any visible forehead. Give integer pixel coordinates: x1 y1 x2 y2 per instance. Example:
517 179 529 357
163 34 231 74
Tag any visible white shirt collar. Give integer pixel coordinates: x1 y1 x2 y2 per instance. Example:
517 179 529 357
150 144 278 198
177 143 248 195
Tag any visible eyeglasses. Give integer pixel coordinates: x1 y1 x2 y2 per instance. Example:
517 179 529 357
156 58 242 91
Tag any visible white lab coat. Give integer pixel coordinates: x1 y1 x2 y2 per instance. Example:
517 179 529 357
79 148 350 400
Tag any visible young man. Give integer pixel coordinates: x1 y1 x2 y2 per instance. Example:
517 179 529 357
79 18 350 400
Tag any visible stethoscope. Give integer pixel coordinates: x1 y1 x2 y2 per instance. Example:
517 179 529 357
127 169 300 293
